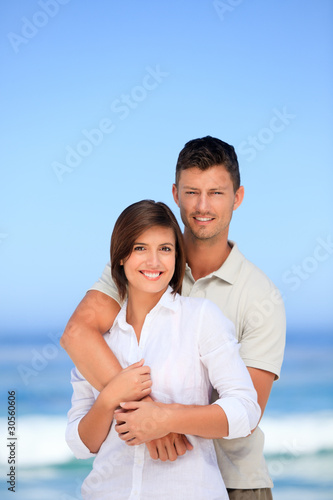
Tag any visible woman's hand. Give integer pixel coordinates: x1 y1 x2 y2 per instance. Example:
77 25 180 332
97 360 152 412
114 400 172 445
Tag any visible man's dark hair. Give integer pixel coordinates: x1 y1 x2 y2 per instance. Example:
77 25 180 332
175 136 240 192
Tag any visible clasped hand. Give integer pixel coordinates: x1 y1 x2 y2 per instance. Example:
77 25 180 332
114 401 193 461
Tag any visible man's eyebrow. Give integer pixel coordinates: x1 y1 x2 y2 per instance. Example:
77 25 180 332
182 184 228 190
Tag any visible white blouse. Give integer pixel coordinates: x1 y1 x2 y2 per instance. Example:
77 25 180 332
66 287 260 499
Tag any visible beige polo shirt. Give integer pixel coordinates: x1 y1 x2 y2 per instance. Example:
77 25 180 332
90 241 286 489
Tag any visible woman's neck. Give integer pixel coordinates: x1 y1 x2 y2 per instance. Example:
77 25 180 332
126 287 167 342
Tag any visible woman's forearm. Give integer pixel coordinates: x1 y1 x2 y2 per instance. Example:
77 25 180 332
166 403 228 439
78 361 152 453
78 396 116 453
114 401 229 444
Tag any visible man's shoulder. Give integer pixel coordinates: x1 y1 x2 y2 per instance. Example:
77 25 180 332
230 242 279 295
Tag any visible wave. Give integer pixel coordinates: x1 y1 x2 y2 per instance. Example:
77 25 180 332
0 411 332 468
260 410 333 456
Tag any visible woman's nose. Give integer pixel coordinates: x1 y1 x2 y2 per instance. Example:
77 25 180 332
145 250 160 267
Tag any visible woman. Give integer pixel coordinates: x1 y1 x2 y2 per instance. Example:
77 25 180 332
66 200 260 499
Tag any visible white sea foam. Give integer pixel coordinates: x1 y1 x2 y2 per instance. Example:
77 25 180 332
0 415 73 467
261 410 333 455
0 411 332 468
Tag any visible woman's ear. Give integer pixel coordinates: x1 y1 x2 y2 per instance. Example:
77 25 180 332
120 259 123 266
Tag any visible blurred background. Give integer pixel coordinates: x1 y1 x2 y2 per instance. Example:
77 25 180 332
1 1 332 498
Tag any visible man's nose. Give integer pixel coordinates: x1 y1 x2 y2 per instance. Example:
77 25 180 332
196 193 209 212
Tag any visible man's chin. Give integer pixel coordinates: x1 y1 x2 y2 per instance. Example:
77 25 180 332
189 228 217 241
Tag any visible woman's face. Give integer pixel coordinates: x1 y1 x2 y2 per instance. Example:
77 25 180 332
123 226 176 298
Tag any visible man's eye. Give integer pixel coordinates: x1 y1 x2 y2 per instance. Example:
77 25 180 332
185 191 196 195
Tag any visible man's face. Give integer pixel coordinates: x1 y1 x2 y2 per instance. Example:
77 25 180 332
172 165 244 243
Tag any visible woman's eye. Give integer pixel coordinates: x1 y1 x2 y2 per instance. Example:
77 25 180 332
161 246 172 252
133 246 145 251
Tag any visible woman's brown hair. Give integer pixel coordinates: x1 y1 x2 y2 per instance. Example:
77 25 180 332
110 200 185 301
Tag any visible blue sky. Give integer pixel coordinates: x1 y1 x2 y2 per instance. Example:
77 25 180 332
1 0 332 336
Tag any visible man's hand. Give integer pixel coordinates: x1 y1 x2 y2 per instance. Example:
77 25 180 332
98 360 152 411
146 433 193 462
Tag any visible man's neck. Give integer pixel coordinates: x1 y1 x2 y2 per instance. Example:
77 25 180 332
184 233 231 281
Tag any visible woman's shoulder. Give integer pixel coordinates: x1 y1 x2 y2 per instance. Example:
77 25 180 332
176 294 236 343
177 294 230 322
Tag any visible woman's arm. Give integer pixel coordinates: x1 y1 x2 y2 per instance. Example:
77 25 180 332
115 301 261 445
114 400 228 444
62 289 193 460
72 361 152 454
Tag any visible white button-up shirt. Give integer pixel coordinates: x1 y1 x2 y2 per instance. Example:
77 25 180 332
66 288 260 499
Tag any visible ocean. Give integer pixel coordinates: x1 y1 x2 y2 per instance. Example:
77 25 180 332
0 331 332 500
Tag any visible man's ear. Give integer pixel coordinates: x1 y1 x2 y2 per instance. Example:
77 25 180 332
172 183 180 207
233 186 244 211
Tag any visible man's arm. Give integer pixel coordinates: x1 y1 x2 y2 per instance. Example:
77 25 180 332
61 289 193 460
247 367 275 423
60 290 121 391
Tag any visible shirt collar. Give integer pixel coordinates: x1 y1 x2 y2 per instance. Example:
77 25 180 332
113 286 179 332
185 241 244 285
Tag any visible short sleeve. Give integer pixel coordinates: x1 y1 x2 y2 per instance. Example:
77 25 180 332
240 286 286 379
89 261 122 306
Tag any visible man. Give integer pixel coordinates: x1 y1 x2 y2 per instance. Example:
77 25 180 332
61 136 286 499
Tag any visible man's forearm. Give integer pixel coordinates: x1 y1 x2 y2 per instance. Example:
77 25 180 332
60 291 121 391
62 324 122 391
